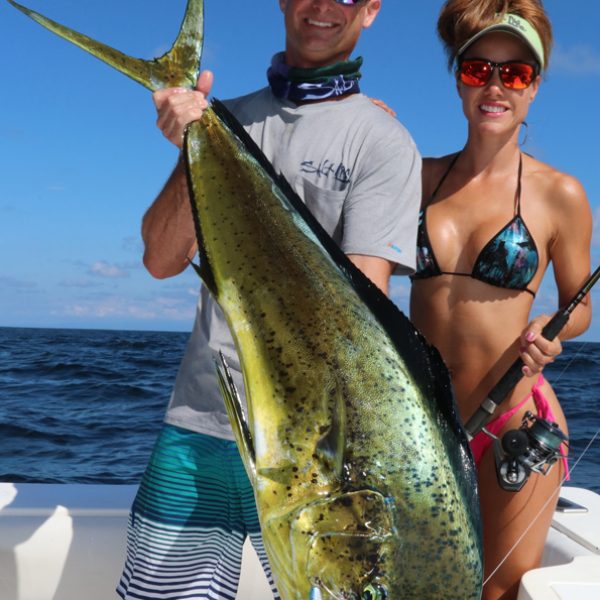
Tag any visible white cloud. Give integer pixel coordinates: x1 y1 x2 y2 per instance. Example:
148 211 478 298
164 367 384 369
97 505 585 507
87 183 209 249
59 278 102 289
59 294 196 322
553 45 600 76
88 261 129 278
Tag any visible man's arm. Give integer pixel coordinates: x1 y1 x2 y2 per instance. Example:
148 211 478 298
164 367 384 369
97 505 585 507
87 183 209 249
347 255 394 296
141 159 197 278
142 71 213 279
341 117 422 292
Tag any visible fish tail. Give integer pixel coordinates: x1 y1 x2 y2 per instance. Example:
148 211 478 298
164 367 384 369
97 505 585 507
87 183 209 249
6 0 204 91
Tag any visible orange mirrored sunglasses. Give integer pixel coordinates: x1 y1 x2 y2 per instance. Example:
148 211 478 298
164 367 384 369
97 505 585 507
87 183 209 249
458 58 539 90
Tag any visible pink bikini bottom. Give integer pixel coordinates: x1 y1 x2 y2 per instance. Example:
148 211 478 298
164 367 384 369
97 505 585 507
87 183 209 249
469 374 569 479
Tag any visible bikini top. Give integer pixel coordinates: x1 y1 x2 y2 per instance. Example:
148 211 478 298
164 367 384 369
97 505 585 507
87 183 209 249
411 153 539 297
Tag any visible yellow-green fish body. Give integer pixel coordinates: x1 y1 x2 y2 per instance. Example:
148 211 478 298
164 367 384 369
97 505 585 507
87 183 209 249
7 1 483 597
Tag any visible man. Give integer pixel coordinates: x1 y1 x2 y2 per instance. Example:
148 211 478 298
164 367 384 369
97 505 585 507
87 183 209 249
117 1 421 598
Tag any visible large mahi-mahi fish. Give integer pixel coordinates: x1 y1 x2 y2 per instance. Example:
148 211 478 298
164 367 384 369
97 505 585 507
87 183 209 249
7 1 483 598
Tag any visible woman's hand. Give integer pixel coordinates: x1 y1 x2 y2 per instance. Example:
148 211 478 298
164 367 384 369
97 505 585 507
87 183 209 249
519 315 563 376
153 70 214 148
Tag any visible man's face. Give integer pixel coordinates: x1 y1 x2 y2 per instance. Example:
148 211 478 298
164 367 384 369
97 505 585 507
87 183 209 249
279 0 381 68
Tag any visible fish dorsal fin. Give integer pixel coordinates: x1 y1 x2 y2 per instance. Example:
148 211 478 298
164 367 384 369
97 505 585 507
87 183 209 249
215 351 257 483
6 0 204 91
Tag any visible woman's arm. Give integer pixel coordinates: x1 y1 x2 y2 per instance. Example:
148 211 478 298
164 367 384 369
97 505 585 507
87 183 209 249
520 173 593 374
548 173 593 339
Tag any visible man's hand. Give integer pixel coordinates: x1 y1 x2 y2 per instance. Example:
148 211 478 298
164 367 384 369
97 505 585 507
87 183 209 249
153 70 214 148
519 315 563 377
369 97 396 118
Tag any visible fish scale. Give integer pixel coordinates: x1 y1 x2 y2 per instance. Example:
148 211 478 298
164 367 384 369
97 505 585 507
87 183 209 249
7 0 483 597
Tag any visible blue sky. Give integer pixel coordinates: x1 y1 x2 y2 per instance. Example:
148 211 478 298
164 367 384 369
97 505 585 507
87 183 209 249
1 0 599 339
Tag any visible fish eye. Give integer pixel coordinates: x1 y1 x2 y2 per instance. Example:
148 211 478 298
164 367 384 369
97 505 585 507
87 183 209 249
362 583 387 600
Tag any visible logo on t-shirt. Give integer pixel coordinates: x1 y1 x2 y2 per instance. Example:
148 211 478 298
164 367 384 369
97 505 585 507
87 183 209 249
300 159 352 185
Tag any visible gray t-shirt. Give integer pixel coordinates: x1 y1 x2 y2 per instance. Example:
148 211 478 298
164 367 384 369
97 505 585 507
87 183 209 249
164 88 421 440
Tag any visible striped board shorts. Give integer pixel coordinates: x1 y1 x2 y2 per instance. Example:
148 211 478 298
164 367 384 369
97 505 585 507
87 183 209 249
116 424 280 599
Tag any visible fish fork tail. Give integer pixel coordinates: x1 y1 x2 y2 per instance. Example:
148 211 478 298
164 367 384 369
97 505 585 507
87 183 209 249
6 0 204 91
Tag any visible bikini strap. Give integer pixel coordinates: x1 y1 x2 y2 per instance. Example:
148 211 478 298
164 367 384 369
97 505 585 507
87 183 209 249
427 152 461 205
514 153 523 215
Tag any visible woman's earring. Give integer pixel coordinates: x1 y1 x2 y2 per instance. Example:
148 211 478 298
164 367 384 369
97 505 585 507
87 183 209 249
519 121 529 146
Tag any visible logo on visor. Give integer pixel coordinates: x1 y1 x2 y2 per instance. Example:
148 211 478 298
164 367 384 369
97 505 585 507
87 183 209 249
507 15 527 33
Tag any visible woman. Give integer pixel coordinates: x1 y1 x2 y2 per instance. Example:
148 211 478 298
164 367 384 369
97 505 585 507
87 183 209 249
410 1 593 598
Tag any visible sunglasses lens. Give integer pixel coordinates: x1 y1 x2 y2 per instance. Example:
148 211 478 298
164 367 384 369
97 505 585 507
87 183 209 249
460 60 536 89
335 0 366 4
500 63 535 90
460 61 491 87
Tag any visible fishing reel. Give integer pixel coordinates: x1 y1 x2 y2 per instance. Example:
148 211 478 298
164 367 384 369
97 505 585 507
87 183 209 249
492 411 568 492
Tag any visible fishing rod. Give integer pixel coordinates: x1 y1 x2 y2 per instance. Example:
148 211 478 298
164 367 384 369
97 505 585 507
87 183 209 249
464 265 600 491
465 265 600 438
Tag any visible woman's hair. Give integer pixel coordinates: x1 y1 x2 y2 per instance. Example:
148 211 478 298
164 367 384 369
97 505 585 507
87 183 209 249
437 0 553 71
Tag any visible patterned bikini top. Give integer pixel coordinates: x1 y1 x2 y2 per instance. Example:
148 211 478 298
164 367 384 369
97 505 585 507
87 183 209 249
411 153 539 297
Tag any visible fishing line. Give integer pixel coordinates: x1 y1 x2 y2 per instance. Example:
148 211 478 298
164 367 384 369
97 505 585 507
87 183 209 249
483 426 600 587
549 340 588 384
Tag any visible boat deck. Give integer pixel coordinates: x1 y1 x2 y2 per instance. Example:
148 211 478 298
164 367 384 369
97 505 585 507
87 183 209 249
1 483 598 599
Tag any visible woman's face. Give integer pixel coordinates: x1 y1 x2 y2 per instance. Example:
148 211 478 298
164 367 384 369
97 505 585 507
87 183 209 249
457 31 541 138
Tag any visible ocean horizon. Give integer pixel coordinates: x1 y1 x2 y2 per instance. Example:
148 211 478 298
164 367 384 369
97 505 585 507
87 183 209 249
1 326 598 494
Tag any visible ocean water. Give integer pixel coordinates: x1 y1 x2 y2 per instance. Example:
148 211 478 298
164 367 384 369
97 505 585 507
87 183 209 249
0 327 598 493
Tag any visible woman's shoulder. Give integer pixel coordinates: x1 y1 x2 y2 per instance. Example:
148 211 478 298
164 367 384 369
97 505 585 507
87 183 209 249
423 153 459 168
422 153 461 198
525 154 589 212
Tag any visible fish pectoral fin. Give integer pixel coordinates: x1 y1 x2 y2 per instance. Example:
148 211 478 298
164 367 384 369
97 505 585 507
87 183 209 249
256 464 298 484
215 351 256 482
314 391 345 479
7 0 204 91
287 491 395 596
293 490 396 542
